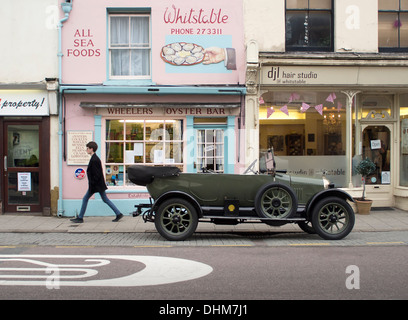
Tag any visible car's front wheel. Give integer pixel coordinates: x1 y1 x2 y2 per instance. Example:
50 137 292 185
155 198 198 241
311 197 355 240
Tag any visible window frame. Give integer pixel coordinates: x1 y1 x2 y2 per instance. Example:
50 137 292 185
196 128 225 173
379 0 408 52
108 13 152 80
104 118 184 188
285 0 334 52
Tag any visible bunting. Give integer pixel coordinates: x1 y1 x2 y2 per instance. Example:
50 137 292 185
301 102 310 113
314 104 323 115
288 92 300 103
326 92 336 103
267 107 275 118
280 105 289 116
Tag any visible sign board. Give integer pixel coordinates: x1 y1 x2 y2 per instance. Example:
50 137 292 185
370 139 381 150
18 172 31 191
261 66 408 86
0 90 49 116
67 131 93 165
74 168 86 180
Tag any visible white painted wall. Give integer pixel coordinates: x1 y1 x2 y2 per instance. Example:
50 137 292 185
0 0 58 83
335 0 378 53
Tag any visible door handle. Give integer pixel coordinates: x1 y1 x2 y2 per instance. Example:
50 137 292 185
4 156 6 172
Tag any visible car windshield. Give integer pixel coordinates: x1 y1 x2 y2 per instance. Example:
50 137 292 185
259 149 275 173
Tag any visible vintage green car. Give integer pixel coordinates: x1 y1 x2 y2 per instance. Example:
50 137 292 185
128 150 355 241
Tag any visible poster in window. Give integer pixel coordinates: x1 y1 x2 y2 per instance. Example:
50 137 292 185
18 172 31 191
402 119 408 155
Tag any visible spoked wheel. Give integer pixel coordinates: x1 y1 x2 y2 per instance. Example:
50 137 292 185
155 198 198 241
311 197 355 240
255 183 297 220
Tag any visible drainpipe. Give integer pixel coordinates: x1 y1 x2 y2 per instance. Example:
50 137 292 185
57 1 73 217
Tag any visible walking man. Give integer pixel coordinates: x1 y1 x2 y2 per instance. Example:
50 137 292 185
71 141 123 223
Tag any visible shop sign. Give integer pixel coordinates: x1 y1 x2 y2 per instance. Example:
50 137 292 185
105 106 227 116
97 106 239 117
262 66 408 86
0 91 49 116
67 131 93 165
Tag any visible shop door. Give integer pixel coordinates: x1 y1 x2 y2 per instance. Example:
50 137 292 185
361 124 393 206
2 123 42 212
196 129 225 173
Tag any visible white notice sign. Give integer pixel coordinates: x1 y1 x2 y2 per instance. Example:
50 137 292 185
67 131 93 165
18 172 31 191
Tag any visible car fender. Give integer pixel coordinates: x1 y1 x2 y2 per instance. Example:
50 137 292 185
153 191 203 217
305 189 354 219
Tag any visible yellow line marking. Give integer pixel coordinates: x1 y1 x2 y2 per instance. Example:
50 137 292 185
133 245 173 248
366 241 404 245
290 243 330 246
210 245 253 247
55 246 95 248
0 246 16 248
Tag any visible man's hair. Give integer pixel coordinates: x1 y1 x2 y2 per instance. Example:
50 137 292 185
86 141 98 152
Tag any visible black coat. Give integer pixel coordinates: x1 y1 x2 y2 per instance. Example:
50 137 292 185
87 153 107 194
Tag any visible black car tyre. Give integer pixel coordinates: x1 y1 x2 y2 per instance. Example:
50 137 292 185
155 198 198 241
311 197 355 240
297 220 316 234
255 183 298 219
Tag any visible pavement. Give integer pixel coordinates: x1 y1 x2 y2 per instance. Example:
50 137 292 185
0 207 407 234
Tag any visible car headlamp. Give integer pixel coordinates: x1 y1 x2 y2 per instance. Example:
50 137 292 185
323 177 331 189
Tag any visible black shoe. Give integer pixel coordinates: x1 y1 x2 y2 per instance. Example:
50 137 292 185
112 213 123 222
70 218 83 223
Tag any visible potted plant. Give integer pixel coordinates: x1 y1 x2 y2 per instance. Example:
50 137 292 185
354 157 376 214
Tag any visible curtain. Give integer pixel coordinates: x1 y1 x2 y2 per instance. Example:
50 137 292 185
110 16 150 76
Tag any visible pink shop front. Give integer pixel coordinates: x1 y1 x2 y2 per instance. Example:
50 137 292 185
58 0 245 217
60 93 244 217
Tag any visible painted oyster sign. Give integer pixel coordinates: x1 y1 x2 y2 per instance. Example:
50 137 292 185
161 42 205 66
158 1 244 83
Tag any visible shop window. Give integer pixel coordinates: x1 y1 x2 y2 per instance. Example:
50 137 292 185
109 14 151 78
285 0 333 52
400 94 408 187
259 91 347 187
360 95 393 120
197 129 224 173
105 119 183 187
379 0 408 51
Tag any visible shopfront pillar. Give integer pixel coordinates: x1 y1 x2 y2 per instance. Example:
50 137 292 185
342 90 360 188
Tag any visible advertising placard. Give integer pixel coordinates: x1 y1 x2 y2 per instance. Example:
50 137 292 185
67 131 93 165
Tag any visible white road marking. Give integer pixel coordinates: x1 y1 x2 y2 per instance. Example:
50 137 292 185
0 255 213 287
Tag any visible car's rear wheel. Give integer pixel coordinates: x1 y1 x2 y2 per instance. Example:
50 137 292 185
255 183 298 220
311 197 355 240
155 198 198 241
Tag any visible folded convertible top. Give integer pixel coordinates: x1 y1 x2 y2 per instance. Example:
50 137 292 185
127 165 181 186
